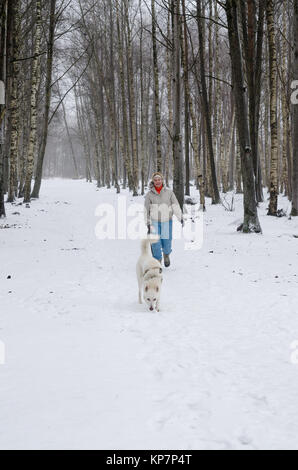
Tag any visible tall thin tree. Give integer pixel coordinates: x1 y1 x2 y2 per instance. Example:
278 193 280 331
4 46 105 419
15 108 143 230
226 0 262 232
151 0 162 172
31 0 56 199
291 0 298 216
196 0 220 204
23 0 42 204
266 0 279 216
171 0 184 209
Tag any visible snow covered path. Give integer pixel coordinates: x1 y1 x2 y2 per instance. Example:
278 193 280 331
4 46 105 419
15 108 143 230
1 178 298 450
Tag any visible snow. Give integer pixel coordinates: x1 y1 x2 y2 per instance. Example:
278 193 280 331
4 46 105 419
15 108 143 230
1 178 298 450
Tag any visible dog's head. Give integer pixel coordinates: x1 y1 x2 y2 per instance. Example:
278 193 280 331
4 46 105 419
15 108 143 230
144 280 160 311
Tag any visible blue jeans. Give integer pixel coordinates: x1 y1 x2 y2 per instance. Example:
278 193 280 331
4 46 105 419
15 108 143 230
151 220 173 260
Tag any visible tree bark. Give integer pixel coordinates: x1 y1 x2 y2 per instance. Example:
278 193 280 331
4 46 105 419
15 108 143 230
151 0 162 172
31 0 56 198
0 0 8 217
226 0 261 232
171 0 184 209
266 0 279 216
7 0 20 202
240 0 264 203
196 0 220 204
291 0 298 215
124 0 138 196
181 0 205 209
23 0 42 204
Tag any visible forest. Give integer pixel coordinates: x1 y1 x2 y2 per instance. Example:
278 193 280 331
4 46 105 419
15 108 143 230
0 0 297 232
2 0 298 451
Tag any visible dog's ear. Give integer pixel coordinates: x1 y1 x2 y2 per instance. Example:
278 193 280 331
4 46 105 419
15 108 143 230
145 285 148 292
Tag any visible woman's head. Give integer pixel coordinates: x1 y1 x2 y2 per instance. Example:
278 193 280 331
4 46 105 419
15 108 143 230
152 172 163 188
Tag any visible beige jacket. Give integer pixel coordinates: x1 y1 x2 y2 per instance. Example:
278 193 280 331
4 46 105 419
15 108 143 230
144 182 182 224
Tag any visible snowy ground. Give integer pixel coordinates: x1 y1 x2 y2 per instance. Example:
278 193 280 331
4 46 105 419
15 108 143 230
1 178 298 450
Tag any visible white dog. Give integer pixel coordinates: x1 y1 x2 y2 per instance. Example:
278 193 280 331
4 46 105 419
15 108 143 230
136 236 163 311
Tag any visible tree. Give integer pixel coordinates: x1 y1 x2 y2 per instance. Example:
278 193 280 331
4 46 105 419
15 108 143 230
7 0 21 202
196 0 220 204
0 0 7 217
291 0 298 216
23 0 42 204
266 0 279 216
151 0 162 172
124 0 138 196
226 0 261 233
181 0 205 209
171 0 184 209
31 0 57 199
240 0 265 203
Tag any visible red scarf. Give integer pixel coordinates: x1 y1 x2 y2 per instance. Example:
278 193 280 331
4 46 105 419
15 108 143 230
154 185 163 194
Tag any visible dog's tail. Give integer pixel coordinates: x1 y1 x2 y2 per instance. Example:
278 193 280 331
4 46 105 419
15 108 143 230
140 234 159 255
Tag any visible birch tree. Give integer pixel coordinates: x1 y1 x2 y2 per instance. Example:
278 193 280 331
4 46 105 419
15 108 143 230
171 0 184 209
291 0 298 216
23 0 42 204
266 0 279 216
7 0 20 202
151 0 162 172
31 0 57 199
196 0 220 205
0 0 7 217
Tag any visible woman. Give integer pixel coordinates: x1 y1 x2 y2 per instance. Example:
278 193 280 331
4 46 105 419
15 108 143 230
144 172 183 267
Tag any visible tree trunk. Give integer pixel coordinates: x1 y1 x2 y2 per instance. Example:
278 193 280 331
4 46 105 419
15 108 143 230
196 0 220 204
108 0 120 193
31 0 56 198
7 0 20 202
226 0 261 232
60 85 79 178
291 0 298 215
151 0 162 172
181 0 205 208
139 3 145 195
23 0 42 204
266 0 279 216
116 0 131 190
280 1 289 196
124 0 138 196
171 0 184 209
0 0 8 217
240 0 264 203
166 10 173 187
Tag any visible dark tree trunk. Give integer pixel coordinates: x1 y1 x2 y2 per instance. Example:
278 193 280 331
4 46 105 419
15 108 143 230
226 0 261 233
240 0 265 204
196 0 220 204
292 0 298 215
171 0 184 209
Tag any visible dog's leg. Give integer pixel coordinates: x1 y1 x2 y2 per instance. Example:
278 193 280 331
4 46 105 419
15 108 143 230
138 277 143 304
156 299 160 312
136 264 143 304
